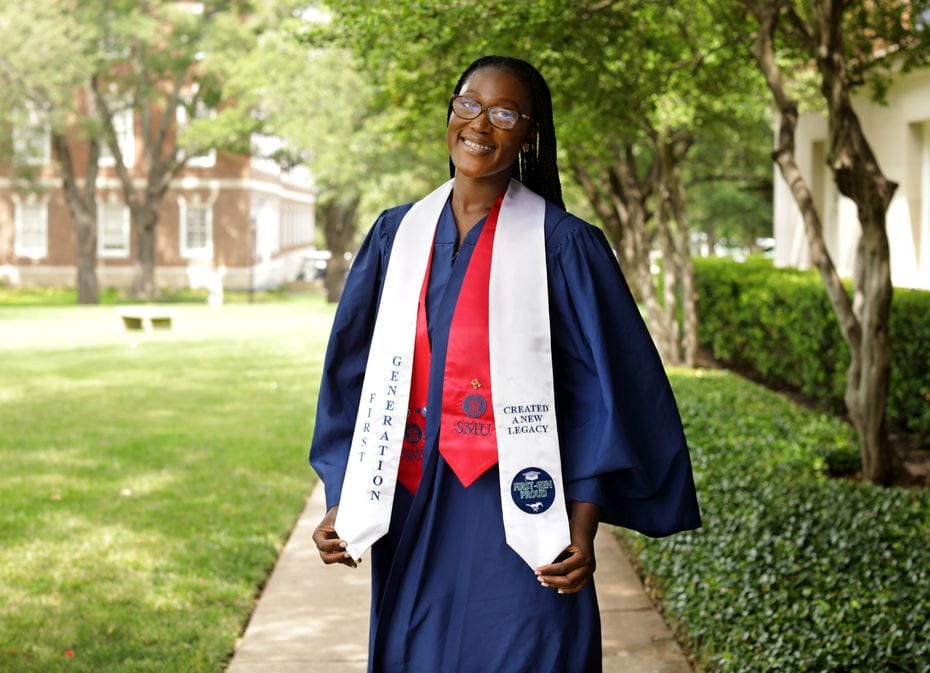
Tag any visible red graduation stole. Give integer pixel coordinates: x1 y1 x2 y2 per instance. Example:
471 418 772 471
398 194 504 494
397 253 431 494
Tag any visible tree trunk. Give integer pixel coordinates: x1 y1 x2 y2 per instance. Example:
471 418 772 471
572 155 680 365
610 157 682 364
74 209 99 304
131 203 159 299
570 164 637 295
679 251 698 366
52 128 100 305
91 76 185 302
814 0 897 484
747 0 900 484
322 196 360 303
659 136 699 367
324 253 349 303
657 202 682 365
848 224 894 481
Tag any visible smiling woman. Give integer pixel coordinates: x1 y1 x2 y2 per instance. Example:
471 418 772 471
309 55 701 673
447 68 534 189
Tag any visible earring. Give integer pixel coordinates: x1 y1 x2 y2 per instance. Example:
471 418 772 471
522 142 532 153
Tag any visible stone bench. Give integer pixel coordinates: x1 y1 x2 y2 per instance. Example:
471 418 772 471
114 306 175 331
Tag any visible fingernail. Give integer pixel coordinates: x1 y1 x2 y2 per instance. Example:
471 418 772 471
343 552 351 558
339 541 347 548
534 570 541 576
558 589 564 594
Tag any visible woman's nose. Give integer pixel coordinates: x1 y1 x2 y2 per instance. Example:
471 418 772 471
468 111 492 132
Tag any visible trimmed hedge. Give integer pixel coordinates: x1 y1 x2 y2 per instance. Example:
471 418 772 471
694 257 930 449
622 369 930 672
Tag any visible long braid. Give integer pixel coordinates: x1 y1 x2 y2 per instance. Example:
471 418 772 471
447 56 564 210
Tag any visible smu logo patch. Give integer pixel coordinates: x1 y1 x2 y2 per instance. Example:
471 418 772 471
511 467 556 514
462 394 487 418
404 421 424 447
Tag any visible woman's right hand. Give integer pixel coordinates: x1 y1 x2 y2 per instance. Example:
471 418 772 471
311 505 361 568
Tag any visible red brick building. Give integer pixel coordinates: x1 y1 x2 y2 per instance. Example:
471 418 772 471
0 108 316 291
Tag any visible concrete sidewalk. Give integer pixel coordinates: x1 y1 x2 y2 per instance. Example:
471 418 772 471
226 484 692 673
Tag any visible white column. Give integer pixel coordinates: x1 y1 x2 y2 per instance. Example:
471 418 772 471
920 120 930 289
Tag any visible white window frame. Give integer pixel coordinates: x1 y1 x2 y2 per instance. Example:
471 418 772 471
97 201 131 258
98 104 135 168
178 195 214 260
13 197 48 259
12 106 51 166
280 205 291 249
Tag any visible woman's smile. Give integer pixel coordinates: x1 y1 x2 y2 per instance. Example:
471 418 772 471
460 136 496 153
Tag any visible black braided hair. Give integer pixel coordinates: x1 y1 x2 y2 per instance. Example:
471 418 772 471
447 56 564 210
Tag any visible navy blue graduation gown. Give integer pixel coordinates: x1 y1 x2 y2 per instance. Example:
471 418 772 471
309 195 701 673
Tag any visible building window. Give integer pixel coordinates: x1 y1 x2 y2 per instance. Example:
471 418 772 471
98 201 130 257
280 205 291 249
179 197 213 259
279 204 313 249
14 199 48 258
12 107 51 166
99 105 135 167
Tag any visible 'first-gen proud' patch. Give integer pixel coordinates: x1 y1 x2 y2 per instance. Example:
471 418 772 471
511 467 556 514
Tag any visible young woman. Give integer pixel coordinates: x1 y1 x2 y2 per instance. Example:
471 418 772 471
309 55 700 673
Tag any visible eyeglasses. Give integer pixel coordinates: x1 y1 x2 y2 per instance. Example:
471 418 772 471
450 95 533 130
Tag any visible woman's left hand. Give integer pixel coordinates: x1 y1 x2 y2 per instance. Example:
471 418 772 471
534 501 600 595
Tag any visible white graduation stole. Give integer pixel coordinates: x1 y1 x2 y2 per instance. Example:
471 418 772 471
335 179 570 570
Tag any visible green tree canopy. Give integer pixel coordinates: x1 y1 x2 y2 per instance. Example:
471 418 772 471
325 0 772 365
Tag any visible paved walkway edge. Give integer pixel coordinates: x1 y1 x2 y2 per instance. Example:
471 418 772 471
226 483 691 673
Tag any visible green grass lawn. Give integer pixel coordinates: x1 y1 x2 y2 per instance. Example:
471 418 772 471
7 294 927 672
0 297 333 673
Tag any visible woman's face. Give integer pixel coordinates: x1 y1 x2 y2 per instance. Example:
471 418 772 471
447 67 535 183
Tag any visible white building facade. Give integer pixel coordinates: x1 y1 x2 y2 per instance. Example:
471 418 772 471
774 68 930 290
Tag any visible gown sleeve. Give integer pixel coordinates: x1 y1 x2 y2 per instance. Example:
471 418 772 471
308 212 390 510
548 218 701 536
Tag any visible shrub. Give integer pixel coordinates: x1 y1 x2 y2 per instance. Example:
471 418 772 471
622 369 930 673
694 257 930 449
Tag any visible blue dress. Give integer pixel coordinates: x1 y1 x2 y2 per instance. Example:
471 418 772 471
310 195 701 673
